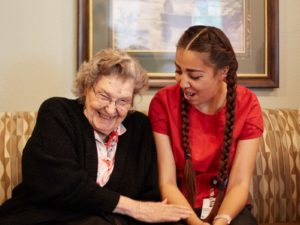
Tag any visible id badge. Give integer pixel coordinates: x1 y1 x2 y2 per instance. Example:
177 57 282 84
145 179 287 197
200 197 215 219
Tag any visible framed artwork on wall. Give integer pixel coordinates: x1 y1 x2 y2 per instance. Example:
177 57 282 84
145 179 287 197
77 0 279 88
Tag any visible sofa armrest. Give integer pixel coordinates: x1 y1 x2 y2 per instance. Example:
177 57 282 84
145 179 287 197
0 112 37 204
250 109 300 224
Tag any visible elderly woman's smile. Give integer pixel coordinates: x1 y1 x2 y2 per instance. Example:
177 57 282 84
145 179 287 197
0 48 192 224
84 75 134 136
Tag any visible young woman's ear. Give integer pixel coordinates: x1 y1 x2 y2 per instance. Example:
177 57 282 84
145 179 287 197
221 66 229 79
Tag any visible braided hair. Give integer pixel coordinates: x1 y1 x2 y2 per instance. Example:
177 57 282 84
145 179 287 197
177 25 238 207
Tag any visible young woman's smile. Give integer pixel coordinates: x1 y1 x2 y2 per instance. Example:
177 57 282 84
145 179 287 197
175 49 227 113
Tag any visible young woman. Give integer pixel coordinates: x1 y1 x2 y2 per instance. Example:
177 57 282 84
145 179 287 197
149 26 263 225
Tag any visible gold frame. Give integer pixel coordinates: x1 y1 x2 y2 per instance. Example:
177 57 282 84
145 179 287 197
77 0 279 88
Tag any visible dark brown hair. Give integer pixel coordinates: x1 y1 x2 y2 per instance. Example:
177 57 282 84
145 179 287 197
177 25 238 207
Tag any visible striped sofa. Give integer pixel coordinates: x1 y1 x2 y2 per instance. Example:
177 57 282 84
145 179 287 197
0 109 299 225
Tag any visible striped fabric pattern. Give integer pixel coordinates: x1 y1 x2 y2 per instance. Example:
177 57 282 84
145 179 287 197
0 109 299 224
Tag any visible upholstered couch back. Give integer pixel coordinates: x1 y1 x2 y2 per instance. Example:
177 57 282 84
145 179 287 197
249 109 300 224
0 109 299 224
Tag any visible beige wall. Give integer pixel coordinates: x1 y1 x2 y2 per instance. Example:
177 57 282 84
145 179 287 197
0 0 299 112
254 0 300 109
0 0 76 111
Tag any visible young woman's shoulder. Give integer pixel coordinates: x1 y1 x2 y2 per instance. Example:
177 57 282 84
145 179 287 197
236 85 260 105
151 84 181 109
155 84 180 97
236 85 256 96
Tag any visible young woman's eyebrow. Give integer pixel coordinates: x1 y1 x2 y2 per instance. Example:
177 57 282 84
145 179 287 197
186 68 203 73
175 62 204 73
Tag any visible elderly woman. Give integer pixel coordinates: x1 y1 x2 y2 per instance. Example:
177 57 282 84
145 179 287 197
0 49 191 225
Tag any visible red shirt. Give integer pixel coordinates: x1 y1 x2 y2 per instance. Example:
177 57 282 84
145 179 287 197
149 84 263 208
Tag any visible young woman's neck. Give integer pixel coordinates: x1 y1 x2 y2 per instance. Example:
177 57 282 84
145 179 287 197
195 82 227 114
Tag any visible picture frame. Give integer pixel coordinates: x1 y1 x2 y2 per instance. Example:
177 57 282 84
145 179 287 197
77 0 279 88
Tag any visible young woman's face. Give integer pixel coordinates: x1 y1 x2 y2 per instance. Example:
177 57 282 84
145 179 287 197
84 75 134 136
175 49 227 107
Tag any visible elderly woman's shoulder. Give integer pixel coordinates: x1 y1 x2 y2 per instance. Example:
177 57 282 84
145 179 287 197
39 96 77 107
38 97 81 113
127 110 148 119
125 110 151 125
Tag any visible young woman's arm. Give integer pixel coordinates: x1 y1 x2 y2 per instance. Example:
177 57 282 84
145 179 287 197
213 137 260 225
153 132 209 225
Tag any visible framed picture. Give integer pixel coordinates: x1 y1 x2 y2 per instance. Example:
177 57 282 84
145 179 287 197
77 0 279 88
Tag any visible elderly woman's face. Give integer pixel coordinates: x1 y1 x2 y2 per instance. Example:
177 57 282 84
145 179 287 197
84 75 134 136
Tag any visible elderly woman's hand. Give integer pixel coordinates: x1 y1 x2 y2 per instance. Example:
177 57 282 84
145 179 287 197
134 199 192 222
114 196 192 223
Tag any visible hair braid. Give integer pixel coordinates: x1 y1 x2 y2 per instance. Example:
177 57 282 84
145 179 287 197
203 67 237 223
218 69 237 185
181 91 196 206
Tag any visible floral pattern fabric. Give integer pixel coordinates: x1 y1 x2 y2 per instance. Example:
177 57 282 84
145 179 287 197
94 126 125 187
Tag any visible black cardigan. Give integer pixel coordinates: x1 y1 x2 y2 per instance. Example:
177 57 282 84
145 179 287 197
0 97 159 225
